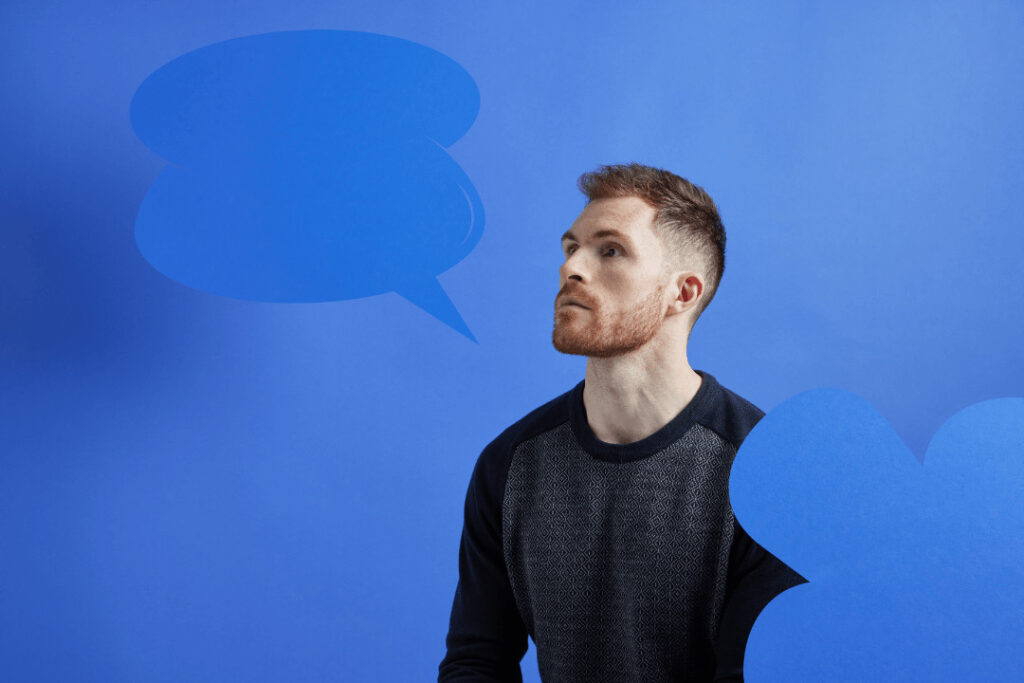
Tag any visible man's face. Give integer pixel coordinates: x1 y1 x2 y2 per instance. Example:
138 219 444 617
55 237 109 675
552 196 673 358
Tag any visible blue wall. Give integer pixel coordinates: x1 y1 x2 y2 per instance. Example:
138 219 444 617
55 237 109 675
2 1 1022 680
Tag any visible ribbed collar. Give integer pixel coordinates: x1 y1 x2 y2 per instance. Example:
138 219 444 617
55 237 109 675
567 369 719 463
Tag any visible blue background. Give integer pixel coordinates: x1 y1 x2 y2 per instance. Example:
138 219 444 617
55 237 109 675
2 1 1022 680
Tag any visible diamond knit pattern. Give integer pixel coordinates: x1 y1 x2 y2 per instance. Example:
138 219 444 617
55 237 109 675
502 422 736 682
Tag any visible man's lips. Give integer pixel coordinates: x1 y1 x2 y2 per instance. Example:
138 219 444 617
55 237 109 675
560 295 590 309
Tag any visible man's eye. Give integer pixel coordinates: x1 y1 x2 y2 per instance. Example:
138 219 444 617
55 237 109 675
564 244 622 257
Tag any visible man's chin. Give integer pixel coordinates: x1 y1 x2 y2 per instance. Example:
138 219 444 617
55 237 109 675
552 333 594 357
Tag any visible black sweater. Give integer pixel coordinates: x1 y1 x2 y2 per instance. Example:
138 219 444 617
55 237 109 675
439 370 805 682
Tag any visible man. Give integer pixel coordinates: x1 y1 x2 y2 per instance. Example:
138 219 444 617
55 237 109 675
439 163 804 682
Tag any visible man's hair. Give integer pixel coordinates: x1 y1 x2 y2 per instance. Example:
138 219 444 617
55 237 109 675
577 162 726 326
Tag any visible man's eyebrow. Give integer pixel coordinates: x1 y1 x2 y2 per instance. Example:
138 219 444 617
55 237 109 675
560 229 635 248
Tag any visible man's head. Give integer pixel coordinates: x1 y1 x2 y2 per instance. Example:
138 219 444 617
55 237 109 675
552 162 726 358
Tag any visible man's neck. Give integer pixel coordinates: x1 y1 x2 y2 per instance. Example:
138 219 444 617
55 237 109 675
582 348 702 446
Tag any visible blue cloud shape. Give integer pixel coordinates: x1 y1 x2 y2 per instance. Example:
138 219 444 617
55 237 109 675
730 389 1024 681
129 30 483 341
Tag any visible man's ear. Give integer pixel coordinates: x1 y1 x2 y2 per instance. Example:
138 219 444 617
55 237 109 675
673 271 704 311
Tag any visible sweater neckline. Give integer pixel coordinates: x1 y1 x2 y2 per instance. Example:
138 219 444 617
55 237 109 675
567 369 719 463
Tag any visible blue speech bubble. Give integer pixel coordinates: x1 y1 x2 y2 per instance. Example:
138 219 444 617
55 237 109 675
729 389 1024 681
129 30 483 342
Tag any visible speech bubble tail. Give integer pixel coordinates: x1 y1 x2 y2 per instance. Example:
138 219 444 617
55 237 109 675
394 277 478 344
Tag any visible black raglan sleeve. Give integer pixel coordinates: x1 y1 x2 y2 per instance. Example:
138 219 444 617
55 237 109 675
711 519 807 682
438 441 530 682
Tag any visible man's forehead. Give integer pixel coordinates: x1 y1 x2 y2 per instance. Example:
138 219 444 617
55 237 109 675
583 195 653 221
562 199 655 244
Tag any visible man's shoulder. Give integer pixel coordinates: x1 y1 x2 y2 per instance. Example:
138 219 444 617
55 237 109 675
470 383 576 489
698 374 766 450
